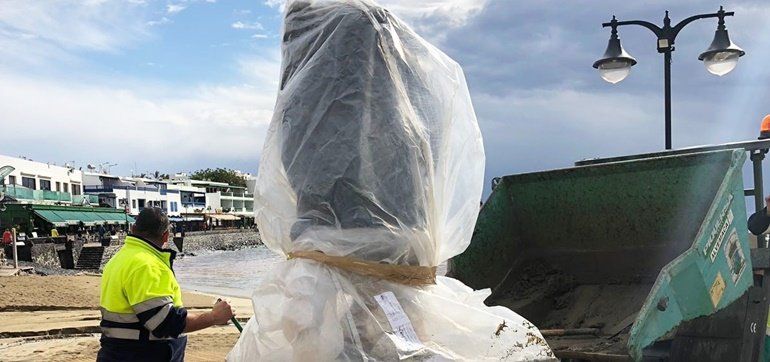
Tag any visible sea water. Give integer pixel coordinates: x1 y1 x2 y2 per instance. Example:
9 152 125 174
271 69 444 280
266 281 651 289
175 246 282 298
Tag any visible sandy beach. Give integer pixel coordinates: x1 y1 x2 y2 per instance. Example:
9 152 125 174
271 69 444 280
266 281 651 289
0 274 253 361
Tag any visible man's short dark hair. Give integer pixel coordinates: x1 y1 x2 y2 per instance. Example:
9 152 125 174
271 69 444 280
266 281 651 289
133 207 169 241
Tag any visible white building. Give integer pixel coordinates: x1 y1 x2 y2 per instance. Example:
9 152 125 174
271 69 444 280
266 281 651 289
83 173 189 217
82 171 254 227
167 176 254 217
0 154 94 205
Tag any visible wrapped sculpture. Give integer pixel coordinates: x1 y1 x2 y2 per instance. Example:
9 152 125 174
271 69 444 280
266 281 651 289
228 0 555 360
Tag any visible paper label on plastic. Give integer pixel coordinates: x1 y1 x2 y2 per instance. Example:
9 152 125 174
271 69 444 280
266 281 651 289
374 291 424 351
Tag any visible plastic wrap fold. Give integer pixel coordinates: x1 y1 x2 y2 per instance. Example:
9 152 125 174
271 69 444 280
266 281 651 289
228 0 555 360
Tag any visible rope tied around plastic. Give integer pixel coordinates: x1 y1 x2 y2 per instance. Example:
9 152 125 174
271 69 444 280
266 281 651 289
288 250 437 286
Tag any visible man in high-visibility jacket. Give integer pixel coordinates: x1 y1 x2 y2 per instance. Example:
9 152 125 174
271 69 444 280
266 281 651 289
97 207 235 361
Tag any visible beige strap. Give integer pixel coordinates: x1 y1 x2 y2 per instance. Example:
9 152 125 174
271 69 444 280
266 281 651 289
288 250 436 286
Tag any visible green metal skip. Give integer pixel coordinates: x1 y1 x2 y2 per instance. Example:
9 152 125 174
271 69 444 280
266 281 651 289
452 150 754 360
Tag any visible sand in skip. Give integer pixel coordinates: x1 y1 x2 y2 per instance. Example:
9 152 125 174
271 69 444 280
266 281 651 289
0 275 253 361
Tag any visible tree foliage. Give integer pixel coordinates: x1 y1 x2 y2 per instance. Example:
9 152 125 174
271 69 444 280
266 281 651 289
190 168 246 187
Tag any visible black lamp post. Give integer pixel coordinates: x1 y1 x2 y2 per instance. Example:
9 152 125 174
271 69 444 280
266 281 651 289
594 6 745 150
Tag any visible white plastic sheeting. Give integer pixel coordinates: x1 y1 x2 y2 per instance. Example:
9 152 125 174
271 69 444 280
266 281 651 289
228 0 555 360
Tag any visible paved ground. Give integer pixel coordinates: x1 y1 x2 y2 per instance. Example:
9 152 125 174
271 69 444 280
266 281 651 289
0 274 252 361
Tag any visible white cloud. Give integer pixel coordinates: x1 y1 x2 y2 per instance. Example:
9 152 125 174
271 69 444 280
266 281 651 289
264 0 284 9
166 3 187 14
381 0 488 29
146 17 171 26
472 88 665 178
0 63 279 166
252 34 269 39
0 0 280 173
0 1 149 52
0 1 153 69
262 0 488 42
237 52 282 88
232 21 264 30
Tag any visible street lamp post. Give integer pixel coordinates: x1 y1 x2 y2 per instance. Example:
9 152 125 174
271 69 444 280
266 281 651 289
594 6 745 150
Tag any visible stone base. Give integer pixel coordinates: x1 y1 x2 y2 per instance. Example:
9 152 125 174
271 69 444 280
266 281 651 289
30 244 61 269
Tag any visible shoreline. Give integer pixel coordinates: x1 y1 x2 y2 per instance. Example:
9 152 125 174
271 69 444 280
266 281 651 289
0 274 252 361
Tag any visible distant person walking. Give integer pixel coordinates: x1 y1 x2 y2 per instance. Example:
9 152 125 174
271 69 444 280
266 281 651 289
97 208 235 361
2 229 11 245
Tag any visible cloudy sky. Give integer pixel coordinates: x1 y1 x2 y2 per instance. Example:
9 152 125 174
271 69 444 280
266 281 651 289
2 0 770 197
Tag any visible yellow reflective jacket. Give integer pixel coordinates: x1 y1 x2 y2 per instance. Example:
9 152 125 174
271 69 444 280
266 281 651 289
99 235 185 341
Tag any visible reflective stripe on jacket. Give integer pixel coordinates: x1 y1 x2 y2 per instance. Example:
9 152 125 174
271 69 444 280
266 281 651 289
99 235 186 342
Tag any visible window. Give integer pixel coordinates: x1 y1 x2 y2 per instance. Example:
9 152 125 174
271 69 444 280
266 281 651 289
161 201 167 210
22 176 36 189
8 175 16 185
138 199 146 210
171 202 178 212
132 200 137 209
40 179 51 191
55 182 61 192
71 184 81 195
63 183 69 193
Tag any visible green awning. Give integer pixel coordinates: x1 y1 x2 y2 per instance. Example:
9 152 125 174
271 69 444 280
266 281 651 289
96 212 134 224
98 212 127 224
76 211 101 226
94 212 115 224
50 210 97 226
33 210 67 227
51 210 80 226
29 206 133 227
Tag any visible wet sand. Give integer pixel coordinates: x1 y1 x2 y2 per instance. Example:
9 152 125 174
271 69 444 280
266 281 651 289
0 274 252 361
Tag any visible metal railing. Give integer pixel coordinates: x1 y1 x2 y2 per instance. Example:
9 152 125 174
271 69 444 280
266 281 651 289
84 185 160 193
2 185 74 203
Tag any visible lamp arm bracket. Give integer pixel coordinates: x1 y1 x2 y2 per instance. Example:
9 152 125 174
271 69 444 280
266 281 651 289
603 20 663 38
669 11 733 40
604 9 736 42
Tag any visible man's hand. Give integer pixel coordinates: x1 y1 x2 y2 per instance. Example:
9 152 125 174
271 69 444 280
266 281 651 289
184 299 236 333
210 299 235 325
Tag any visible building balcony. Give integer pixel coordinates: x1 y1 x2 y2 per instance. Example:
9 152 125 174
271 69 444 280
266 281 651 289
2 185 74 203
84 185 160 193
4 185 34 200
181 202 206 208
221 192 253 200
